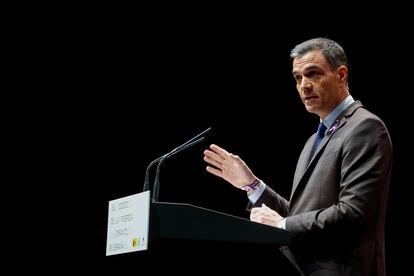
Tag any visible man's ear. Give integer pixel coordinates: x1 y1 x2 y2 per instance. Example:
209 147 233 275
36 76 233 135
337 65 348 86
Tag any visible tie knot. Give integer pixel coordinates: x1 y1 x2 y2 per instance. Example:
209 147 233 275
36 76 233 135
313 122 327 155
317 122 327 138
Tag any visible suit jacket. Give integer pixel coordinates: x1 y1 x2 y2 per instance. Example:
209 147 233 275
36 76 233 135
253 101 393 276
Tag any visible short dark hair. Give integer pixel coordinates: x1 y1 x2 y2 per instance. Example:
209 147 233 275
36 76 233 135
290 38 348 71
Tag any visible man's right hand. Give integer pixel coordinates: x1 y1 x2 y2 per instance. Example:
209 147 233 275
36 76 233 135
203 144 257 190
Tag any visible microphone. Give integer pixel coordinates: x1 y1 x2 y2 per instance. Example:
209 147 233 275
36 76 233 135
152 137 205 202
142 138 205 192
142 127 211 199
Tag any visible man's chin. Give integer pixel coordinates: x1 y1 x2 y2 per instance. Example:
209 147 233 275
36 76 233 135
305 105 315 113
305 106 320 116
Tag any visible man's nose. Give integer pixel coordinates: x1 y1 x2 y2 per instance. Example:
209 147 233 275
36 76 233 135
300 77 311 88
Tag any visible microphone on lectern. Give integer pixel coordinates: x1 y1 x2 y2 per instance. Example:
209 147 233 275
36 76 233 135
152 137 205 202
142 127 211 201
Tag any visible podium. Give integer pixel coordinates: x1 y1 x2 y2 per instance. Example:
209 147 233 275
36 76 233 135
150 201 290 245
106 201 298 274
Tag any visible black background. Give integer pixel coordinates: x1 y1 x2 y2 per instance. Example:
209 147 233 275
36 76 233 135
32 6 411 275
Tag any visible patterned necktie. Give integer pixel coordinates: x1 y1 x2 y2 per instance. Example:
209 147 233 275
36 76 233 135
313 122 327 155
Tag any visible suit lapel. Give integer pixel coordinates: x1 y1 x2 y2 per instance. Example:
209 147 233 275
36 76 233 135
289 101 363 202
290 126 340 200
290 138 314 197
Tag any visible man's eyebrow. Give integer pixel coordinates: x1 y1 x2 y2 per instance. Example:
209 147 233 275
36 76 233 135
292 65 321 76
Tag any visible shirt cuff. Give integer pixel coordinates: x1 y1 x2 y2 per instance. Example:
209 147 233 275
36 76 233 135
277 218 286 229
247 180 266 204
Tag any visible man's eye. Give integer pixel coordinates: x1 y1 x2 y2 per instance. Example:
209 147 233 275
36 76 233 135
307 71 320 78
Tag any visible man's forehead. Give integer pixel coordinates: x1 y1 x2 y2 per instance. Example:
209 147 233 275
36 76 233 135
292 51 326 72
293 51 324 65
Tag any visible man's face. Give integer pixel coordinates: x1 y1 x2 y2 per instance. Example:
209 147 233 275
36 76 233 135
292 50 347 119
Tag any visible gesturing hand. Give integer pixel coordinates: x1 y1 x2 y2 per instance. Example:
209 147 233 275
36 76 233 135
203 144 257 190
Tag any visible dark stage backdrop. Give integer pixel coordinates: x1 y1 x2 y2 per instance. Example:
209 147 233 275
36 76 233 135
48 13 410 275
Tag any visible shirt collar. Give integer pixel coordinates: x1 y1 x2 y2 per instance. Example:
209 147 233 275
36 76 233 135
322 95 355 129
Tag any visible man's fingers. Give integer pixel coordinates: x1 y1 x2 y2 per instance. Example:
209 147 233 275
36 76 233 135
250 206 278 227
203 156 222 170
204 149 224 163
251 206 265 217
206 166 222 178
210 144 230 159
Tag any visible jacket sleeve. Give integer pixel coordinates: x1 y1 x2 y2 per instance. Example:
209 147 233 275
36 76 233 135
248 185 290 217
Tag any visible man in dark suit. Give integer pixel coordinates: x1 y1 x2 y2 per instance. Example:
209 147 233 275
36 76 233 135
203 38 393 275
